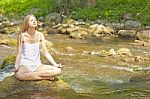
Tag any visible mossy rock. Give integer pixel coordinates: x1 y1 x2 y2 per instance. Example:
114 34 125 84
0 76 77 98
0 39 17 47
1 54 16 69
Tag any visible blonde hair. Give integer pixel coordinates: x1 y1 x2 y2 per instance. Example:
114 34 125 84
21 15 37 33
17 15 37 53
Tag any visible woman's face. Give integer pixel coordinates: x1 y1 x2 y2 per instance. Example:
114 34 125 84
28 16 37 28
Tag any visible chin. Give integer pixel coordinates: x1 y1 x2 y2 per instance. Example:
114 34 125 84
30 26 37 28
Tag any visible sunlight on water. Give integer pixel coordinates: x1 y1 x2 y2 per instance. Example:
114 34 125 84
0 35 150 98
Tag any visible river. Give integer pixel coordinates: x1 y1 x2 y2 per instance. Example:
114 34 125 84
0 34 150 99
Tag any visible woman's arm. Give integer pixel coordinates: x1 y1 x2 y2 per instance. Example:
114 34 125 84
40 32 61 67
14 34 22 72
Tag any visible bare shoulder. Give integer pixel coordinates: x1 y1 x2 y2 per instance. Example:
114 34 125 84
36 31 45 40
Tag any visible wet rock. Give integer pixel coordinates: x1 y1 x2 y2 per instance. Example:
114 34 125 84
82 51 90 55
134 56 143 62
109 49 117 56
69 30 88 39
1 54 16 69
130 40 150 47
116 48 132 56
0 76 76 98
118 30 136 38
47 28 60 34
50 19 115 40
137 30 150 40
99 50 112 57
90 51 99 55
89 24 114 37
65 46 76 54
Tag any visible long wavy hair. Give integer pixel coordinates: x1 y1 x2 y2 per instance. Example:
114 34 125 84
21 15 37 33
17 15 37 52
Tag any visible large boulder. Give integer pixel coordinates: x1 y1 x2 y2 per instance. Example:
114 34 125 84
89 24 114 38
137 30 150 41
0 76 77 98
118 30 137 39
124 20 141 30
45 13 61 25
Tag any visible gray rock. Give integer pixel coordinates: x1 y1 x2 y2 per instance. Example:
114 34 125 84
118 30 136 38
45 13 61 25
145 26 150 30
137 30 150 40
38 16 44 22
0 27 6 34
2 21 11 27
123 13 133 20
125 20 141 29
113 22 124 30
2 17 9 21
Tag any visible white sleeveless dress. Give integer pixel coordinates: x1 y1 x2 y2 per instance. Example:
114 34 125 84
19 32 42 72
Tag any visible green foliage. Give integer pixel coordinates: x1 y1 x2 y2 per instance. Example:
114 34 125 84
71 0 150 25
0 0 58 18
71 7 100 21
0 0 150 26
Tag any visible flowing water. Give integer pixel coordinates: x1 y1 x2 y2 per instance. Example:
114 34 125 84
0 34 150 99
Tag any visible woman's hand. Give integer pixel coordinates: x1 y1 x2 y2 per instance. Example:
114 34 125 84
55 63 62 68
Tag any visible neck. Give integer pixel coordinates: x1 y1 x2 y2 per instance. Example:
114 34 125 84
27 27 36 36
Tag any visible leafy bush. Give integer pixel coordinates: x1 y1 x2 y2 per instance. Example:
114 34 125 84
0 0 150 26
0 0 58 19
71 0 150 25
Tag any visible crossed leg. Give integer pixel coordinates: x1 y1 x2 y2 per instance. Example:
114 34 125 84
15 64 61 80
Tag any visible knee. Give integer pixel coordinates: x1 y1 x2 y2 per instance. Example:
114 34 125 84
14 72 24 80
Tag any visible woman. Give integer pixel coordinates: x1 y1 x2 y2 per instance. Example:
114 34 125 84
14 15 62 80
